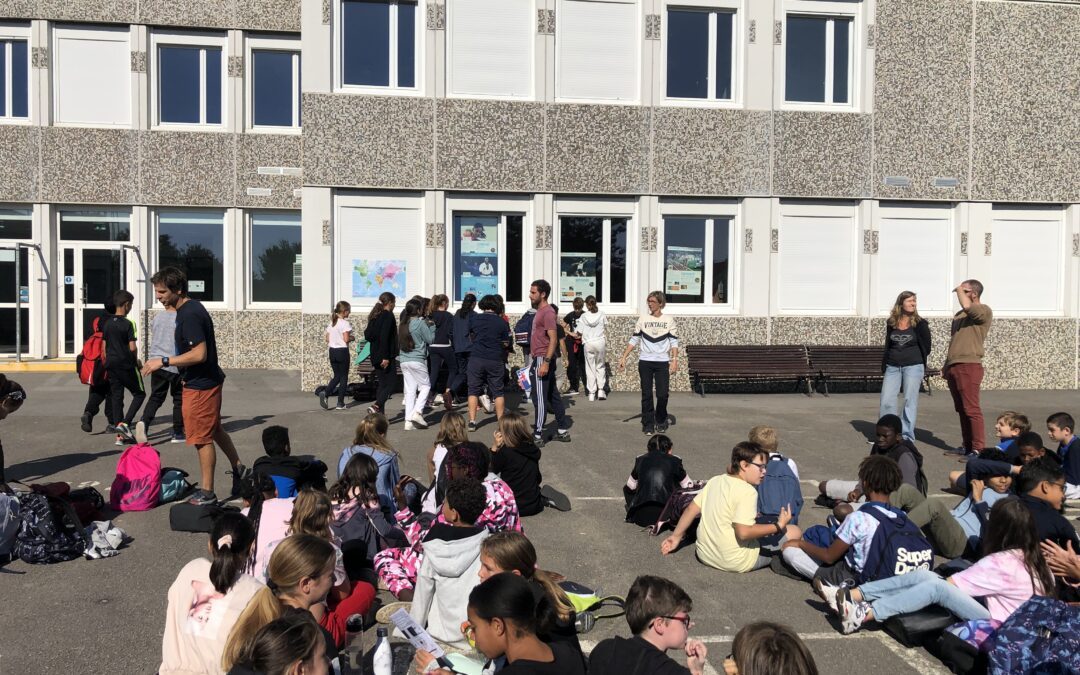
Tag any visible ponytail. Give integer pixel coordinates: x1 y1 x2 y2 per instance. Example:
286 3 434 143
367 292 395 323
480 532 574 623
208 513 257 594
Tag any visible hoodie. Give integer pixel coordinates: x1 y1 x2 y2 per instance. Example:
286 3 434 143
407 523 489 647
577 309 607 345
492 443 544 517
337 445 401 517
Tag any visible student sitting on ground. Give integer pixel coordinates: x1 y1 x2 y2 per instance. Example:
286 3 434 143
239 474 296 582
624 434 694 527
1046 411 1079 501
329 453 398 583
420 411 470 514
781 455 933 586
589 575 707 675
491 411 571 516
660 442 801 573
828 497 1054 635
227 611 327 675
337 413 401 516
951 431 1052 496
722 621 819 675
947 411 1029 490
750 425 803 551
161 513 263 675
1016 457 1080 552
252 425 328 499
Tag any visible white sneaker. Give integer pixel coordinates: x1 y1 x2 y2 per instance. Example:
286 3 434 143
838 590 870 634
433 394 444 405
813 577 842 613
404 421 415 431
410 413 429 429
588 393 596 401
598 391 607 400
480 394 494 413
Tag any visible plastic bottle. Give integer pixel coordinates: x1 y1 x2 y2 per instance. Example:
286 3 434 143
344 614 365 674
372 627 392 675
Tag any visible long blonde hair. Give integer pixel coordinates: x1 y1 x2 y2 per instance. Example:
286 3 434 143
288 490 333 540
496 411 534 449
887 291 923 329
352 413 396 456
481 532 575 623
435 411 469 449
223 535 335 670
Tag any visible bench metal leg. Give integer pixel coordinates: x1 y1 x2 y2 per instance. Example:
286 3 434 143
924 375 933 396
819 376 830 397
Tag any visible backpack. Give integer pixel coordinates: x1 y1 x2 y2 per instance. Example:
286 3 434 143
855 503 934 584
160 467 195 504
984 596 1080 674
110 443 162 512
169 502 239 533
558 580 626 634
0 492 20 556
649 481 707 535
28 482 104 526
756 454 803 523
513 311 536 347
76 317 107 386
14 490 89 564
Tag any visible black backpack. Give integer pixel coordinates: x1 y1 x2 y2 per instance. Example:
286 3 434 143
169 502 240 533
15 491 89 564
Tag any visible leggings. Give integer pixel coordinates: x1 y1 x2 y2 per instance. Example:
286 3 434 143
326 347 350 406
428 346 457 396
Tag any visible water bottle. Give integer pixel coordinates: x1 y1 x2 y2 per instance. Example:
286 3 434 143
344 613 365 675
372 627 392 675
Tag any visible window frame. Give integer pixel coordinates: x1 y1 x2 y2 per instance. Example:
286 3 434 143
0 22 31 124
334 0 426 97
246 34 301 134
779 0 862 112
445 0 535 101
555 0 642 105
153 207 230 309
988 205 1068 318
444 194 534 314
775 200 860 315
150 30 229 131
660 0 742 108
245 209 302 309
657 200 741 314
552 197 638 314
51 24 133 129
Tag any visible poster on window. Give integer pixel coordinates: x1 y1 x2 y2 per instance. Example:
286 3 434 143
664 246 703 296
351 259 406 298
559 252 597 301
458 222 499 299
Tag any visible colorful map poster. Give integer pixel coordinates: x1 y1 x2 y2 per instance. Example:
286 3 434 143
665 246 703 296
351 259 406 298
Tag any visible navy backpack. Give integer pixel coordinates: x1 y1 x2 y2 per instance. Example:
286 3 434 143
513 311 535 347
756 454 803 548
855 502 934 584
984 596 1080 674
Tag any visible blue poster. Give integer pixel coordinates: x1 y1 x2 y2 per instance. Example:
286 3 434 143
459 274 498 298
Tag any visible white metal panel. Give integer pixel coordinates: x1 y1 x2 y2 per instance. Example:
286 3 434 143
991 215 1063 313
557 0 638 101
336 206 422 303
876 216 952 313
54 28 131 125
778 214 856 312
449 0 533 97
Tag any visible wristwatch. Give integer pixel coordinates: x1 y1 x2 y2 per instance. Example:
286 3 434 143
774 523 783 534
162 356 170 368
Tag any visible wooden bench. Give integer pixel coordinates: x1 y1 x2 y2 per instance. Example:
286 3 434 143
805 345 941 396
349 359 402 400
685 345 816 396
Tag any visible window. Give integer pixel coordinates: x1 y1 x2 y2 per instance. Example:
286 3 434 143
448 0 532 98
336 195 424 304
0 24 29 121
249 212 302 304
53 26 131 126
0 245 29 354
875 205 953 314
557 0 638 102
665 7 735 101
59 210 130 242
152 32 227 126
777 204 857 313
661 216 733 305
158 211 226 302
249 36 300 129
784 11 854 105
340 0 419 90
450 213 525 302
990 207 1065 315
556 217 628 304
0 207 31 239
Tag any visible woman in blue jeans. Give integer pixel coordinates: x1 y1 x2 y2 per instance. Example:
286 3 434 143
879 291 931 441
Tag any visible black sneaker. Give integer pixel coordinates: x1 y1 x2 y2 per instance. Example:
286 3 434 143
655 423 669 434
554 431 571 443
229 464 253 497
468 420 479 433
540 485 572 512
319 391 329 410
105 424 117 434
186 489 218 506
80 413 92 433
642 425 654 436
115 422 136 442
533 435 547 448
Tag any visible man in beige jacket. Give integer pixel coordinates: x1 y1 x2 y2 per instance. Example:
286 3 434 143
943 280 992 457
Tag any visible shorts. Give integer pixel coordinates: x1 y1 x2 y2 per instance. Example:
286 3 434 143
182 384 223 446
467 358 504 398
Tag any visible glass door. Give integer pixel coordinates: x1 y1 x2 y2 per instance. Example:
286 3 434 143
60 245 127 356
0 245 30 355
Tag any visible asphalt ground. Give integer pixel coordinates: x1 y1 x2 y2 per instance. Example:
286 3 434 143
1 371 1077 674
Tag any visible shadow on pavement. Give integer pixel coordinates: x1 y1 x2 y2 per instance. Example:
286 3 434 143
7 449 123 482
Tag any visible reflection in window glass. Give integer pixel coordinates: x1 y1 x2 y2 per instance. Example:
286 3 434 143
558 217 602 303
832 17 850 104
205 48 222 124
712 218 730 304
342 0 391 86
453 214 500 301
253 50 297 127
785 15 852 104
0 208 32 239
397 1 416 88
158 211 225 302
159 44 223 124
715 11 733 100
666 10 708 99
0 246 28 303
3 39 29 118
0 309 29 353
251 213 302 303
610 218 627 304
506 215 523 302
59 211 131 241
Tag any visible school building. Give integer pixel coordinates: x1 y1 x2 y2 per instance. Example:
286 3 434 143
0 0 1077 392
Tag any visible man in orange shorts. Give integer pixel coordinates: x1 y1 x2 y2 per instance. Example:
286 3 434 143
143 267 249 504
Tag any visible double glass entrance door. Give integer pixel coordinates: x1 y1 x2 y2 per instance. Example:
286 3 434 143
61 245 127 356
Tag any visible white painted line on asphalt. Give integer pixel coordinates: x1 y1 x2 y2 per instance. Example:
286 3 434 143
871 630 952 674
574 496 623 501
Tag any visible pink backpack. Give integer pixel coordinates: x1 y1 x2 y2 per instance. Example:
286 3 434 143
110 443 162 512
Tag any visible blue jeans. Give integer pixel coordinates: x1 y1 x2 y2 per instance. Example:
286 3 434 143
879 363 924 441
859 569 990 622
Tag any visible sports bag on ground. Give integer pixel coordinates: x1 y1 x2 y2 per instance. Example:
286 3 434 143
855 502 934 584
159 467 195 504
14 490 89 564
883 606 960 648
110 443 162 511
169 502 239 533
649 481 706 535
983 596 1080 674
76 316 107 386
558 580 626 634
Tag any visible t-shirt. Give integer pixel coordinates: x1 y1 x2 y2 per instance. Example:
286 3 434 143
469 312 511 362
836 502 898 572
160 558 264 675
588 635 690 675
175 298 224 390
102 315 137 371
692 474 760 572
530 304 557 358
326 318 352 349
499 642 587 675
885 326 922 367
950 549 1041 622
149 311 179 373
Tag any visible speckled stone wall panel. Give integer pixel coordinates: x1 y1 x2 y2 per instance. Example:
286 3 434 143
652 108 771 195
302 313 334 391
980 319 1076 390
140 131 236 206
0 126 39 203
971 2 1080 203
39 0 137 23
237 134 302 209
41 128 138 205
235 0 301 32
545 104 649 194
773 112 872 198
303 93 435 189
771 317 868 346
0 0 35 19
207 310 238 369
435 99 545 192
873 0 972 200
138 0 232 29
233 311 303 369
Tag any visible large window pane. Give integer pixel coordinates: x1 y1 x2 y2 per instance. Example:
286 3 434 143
715 12 733 100
11 40 27 118
0 208 32 239
59 211 130 241
253 50 295 127
453 214 500 301
397 1 416 88
251 213 302 303
205 47 222 124
343 0 390 86
666 9 708 99
506 215 523 302
0 309 29 354
610 218 627 304
558 217 603 303
664 218 707 304
785 16 826 102
0 246 28 302
0 42 7 115
711 218 731 303
158 212 225 302
832 17 851 104
159 46 201 123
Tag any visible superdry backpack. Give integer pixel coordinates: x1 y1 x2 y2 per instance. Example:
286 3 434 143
855 502 934 584
14 490 89 564
513 311 536 347
76 317 107 386
984 596 1080 674
110 443 162 512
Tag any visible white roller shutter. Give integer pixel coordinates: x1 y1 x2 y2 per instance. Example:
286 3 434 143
337 206 422 303
557 0 639 101
450 0 533 97
876 212 953 314
54 27 131 126
778 213 856 313
991 209 1064 314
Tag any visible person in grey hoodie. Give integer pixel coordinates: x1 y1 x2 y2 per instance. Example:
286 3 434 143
398 297 436 430
138 304 185 443
407 477 490 648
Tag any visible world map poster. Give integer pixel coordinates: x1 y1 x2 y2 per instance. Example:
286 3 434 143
351 259 406 298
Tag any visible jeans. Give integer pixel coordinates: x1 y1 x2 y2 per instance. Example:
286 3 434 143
638 360 670 427
859 569 990 622
140 369 184 434
945 363 985 453
326 347 350 406
400 361 430 421
583 340 607 395
879 363 924 441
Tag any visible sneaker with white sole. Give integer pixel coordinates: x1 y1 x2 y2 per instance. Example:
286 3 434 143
588 393 596 401
480 394 494 413
410 413 429 429
171 433 186 444
467 420 479 433
115 435 124 446
115 422 136 442
837 589 870 634
134 420 148 445
813 577 842 613
187 489 218 506
433 394 444 405
598 391 606 400
404 421 415 431
540 484 572 512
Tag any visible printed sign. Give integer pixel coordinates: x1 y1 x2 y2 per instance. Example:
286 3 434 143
559 252 597 301
189 280 206 293
351 259 406 298
664 246 703 296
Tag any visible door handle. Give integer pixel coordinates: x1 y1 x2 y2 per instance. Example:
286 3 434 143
81 284 88 307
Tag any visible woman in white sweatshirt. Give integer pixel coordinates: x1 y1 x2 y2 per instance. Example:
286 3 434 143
576 296 608 401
